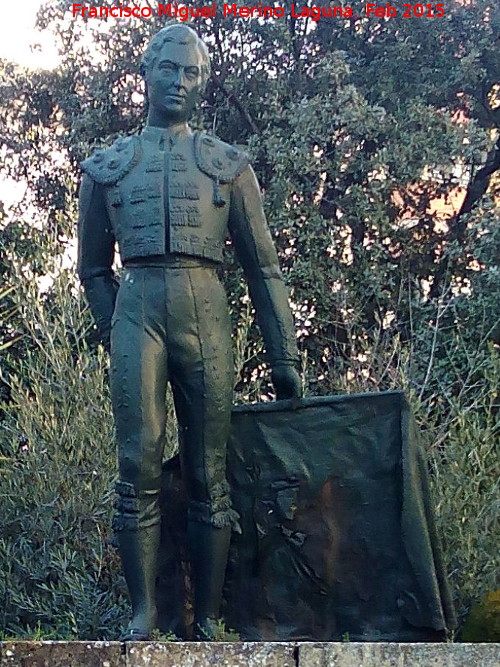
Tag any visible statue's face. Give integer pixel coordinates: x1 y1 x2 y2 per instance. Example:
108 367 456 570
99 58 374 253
146 40 205 123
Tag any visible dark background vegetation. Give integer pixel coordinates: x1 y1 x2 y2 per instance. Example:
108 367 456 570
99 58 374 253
0 0 498 640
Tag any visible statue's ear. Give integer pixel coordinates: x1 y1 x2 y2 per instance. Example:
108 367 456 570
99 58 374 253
140 63 149 94
141 77 149 116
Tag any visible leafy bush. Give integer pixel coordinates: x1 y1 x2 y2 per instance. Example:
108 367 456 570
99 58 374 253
0 1 498 639
0 272 126 639
0 265 498 638
462 591 500 642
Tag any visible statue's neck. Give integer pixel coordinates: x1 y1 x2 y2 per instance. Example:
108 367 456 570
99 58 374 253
146 117 190 143
146 107 190 128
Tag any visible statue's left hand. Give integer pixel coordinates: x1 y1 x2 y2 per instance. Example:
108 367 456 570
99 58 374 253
271 362 302 400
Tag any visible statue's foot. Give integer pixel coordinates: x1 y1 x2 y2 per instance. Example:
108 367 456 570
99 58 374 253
119 608 157 642
119 627 151 642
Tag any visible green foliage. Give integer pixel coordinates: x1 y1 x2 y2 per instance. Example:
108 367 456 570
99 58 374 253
210 620 240 642
462 591 500 642
0 287 21 352
0 258 497 638
150 628 179 642
0 0 498 639
423 343 499 624
0 273 127 639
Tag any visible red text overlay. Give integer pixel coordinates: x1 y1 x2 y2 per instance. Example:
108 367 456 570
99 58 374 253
71 3 447 20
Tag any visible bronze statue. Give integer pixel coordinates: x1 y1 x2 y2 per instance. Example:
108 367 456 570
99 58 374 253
77 24 301 641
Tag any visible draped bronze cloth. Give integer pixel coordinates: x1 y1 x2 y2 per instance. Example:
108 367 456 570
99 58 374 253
157 391 456 641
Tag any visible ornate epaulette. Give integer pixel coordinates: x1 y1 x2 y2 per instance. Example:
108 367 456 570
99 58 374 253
81 135 140 185
194 132 249 184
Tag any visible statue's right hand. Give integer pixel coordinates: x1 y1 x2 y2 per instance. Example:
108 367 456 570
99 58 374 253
271 363 302 400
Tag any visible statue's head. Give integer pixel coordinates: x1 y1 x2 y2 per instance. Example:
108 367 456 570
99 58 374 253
141 24 211 123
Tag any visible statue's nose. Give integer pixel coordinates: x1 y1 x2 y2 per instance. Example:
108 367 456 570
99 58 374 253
173 68 187 89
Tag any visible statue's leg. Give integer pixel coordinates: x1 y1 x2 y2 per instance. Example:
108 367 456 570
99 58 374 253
167 266 238 639
110 268 169 640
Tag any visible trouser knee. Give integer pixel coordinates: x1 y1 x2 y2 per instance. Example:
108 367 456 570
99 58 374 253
187 479 240 532
112 480 161 533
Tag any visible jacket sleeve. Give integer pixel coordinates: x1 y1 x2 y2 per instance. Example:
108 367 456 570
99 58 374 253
228 164 299 366
77 173 119 351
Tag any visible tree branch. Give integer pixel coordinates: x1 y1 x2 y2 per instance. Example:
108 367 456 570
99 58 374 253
211 75 260 135
429 134 500 299
457 134 500 217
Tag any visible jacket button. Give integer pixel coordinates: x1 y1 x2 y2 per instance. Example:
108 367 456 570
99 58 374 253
108 159 119 169
213 157 224 168
93 151 104 163
203 136 215 146
227 149 239 161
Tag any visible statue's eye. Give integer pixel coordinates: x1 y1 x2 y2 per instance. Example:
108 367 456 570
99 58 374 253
159 62 175 74
185 68 199 80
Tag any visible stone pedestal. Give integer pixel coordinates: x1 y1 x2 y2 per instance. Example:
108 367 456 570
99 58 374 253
1 642 499 667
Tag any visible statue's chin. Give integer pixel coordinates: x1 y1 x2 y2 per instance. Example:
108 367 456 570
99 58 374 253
165 109 191 123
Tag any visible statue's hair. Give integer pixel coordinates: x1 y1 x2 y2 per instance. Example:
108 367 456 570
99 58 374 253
140 24 210 85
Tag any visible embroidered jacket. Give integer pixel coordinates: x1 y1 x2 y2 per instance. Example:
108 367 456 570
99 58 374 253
77 126 298 365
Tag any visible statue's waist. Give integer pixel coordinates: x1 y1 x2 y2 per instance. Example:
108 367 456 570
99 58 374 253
123 254 218 269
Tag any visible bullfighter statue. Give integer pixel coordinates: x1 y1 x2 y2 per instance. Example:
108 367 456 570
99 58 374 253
77 23 301 640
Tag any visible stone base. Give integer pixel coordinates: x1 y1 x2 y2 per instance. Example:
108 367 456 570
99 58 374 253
299 642 500 666
1 642 499 667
